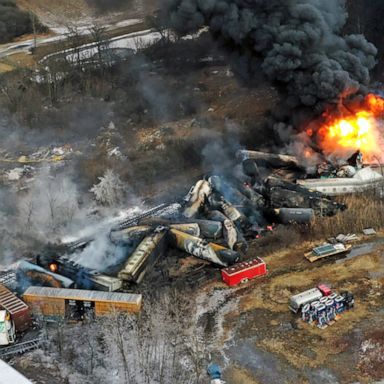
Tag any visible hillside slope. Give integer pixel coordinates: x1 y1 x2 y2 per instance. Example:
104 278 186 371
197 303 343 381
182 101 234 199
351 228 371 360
16 0 156 27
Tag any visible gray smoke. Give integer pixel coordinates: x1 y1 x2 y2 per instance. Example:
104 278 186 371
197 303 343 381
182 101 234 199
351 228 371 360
166 0 377 127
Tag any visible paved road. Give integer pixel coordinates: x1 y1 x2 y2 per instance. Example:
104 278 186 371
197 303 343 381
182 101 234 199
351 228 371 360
0 18 143 59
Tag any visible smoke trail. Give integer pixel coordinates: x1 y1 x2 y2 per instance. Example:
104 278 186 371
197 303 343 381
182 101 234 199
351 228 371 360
166 0 377 128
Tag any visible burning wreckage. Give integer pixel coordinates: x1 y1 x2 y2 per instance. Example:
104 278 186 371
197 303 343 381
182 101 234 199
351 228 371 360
4 92 384 298
0 150 349 297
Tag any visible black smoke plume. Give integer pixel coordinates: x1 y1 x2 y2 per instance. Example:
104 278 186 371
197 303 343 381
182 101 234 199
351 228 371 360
166 0 377 129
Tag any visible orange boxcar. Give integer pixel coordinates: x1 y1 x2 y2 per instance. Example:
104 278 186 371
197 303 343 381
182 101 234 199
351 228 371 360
23 286 142 320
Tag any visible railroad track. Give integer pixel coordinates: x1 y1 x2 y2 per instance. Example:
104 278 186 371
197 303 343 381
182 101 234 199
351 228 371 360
0 338 43 358
113 202 182 231
64 202 182 251
0 271 17 288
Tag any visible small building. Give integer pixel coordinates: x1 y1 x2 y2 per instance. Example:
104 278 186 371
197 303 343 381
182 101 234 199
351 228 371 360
221 258 267 286
23 286 142 321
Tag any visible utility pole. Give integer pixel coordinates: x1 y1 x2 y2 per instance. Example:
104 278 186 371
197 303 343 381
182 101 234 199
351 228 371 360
32 12 37 50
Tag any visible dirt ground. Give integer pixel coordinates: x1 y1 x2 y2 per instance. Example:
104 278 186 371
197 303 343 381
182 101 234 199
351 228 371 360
16 0 155 25
211 235 384 384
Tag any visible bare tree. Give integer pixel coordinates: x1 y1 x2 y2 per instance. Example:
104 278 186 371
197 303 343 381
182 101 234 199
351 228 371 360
66 25 85 67
34 288 214 384
90 169 126 207
89 24 111 69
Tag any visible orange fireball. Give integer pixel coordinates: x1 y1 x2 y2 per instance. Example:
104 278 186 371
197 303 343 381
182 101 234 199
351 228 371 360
316 93 384 159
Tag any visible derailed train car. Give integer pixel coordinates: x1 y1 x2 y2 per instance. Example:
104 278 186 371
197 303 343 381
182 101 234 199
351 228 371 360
118 228 168 283
169 228 240 267
23 286 142 320
36 254 122 292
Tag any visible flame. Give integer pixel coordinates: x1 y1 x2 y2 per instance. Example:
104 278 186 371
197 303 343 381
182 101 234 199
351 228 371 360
315 94 384 159
49 263 58 273
303 149 312 158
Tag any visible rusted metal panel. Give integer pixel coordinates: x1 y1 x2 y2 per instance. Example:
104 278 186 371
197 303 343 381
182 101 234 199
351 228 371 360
24 296 65 317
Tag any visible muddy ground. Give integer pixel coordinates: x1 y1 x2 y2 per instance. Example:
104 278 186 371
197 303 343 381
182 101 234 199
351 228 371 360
204 234 384 384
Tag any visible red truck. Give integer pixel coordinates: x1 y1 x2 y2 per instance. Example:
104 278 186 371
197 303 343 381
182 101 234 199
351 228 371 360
221 257 267 286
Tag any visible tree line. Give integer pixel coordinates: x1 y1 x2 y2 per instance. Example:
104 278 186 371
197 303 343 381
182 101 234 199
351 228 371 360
0 0 46 44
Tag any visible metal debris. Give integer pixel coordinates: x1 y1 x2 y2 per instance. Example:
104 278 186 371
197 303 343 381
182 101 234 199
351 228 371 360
363 228 377 236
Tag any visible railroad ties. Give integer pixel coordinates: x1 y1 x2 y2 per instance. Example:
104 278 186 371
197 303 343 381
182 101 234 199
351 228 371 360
0 338 42 358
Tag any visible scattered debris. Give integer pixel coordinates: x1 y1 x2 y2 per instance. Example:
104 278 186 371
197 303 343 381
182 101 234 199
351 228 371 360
297 151 384 196
363 228 377 236
335 233 359 243
0 145 73 165
26 147 349 292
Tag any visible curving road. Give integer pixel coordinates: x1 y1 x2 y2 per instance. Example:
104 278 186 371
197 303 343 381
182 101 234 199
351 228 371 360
0 18 143 60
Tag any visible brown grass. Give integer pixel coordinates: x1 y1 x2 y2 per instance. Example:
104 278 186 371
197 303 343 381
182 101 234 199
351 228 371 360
224 367 260 384
0 62 14 73
310 194 384 238
250 195 384 258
